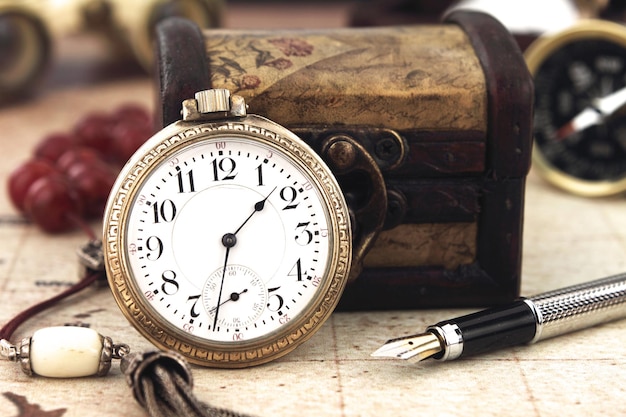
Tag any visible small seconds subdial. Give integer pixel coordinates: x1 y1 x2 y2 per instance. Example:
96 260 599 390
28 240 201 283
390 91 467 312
203 264 268 330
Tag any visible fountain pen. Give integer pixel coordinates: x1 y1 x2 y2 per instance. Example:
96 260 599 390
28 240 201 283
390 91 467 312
372 272 626 362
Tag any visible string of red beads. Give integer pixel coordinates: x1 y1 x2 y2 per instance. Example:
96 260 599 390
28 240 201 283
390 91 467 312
8 104 154 233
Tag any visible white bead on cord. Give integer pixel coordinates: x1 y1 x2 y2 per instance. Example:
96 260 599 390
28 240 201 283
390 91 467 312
1 326 129 378
28 327 108 378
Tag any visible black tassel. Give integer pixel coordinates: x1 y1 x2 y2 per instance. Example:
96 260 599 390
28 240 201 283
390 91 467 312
121 351 254 417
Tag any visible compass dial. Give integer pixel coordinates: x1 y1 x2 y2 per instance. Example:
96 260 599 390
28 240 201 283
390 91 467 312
527 20 626 196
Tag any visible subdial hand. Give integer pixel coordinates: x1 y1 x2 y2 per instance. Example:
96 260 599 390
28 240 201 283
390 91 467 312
209 289 249 314
556 85 626 140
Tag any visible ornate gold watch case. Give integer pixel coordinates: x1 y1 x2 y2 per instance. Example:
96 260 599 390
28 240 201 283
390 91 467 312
103 89 352 367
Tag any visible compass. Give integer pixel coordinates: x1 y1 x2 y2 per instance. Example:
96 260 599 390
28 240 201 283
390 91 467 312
526 20 626 196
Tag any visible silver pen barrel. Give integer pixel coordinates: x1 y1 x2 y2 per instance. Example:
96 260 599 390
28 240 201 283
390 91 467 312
528 272 626 343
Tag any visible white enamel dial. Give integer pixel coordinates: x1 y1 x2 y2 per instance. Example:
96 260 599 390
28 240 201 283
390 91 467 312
125 136 331 342
104 112 351 368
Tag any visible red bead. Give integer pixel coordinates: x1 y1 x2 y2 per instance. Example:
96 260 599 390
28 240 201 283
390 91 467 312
8 159 58 212
65 160 117 218
111 120 154 163
34 133 76 163
73 113 115 161
9 104 152 233
113 104 152 125
56 147 104 173
23 175 83 233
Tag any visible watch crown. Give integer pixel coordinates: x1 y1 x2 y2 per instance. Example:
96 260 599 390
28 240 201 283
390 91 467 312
196 89 231 114
182 89 247 121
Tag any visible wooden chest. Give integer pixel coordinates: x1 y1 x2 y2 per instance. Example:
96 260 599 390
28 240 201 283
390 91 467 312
154 11 533 309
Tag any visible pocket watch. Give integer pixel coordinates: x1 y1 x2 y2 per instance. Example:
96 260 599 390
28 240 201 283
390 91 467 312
103 89 352 368
526 20 626 197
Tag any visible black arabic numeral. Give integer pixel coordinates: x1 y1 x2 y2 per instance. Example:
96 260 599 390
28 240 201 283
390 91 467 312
176 167 196 193
267 286 284 311
256 164 264 186
288 259 304 281
161 270 179 295
152 200 177 223
295 222 313 245
187 294 201 318
145 236 163 260
211 157 237 181
280 186 299 210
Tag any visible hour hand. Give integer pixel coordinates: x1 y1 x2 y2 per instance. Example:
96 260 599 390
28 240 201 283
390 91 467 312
233 186 277 235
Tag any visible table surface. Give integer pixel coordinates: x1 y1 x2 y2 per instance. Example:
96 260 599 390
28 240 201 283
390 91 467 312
2 3 626 417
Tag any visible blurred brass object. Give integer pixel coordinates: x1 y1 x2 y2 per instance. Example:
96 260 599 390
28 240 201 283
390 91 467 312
110 0 223 70
0 1 50 100
574 0 609 18
321 134 389 283
0 0 223 101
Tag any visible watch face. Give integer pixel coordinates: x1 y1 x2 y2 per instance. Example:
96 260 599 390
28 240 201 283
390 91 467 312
527 21 626 196
104 117 351 367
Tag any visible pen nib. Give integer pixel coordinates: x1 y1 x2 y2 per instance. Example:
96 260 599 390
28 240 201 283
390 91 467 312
371 332 443 362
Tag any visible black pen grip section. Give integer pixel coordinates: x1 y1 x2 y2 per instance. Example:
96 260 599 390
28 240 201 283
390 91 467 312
448 300 536 358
